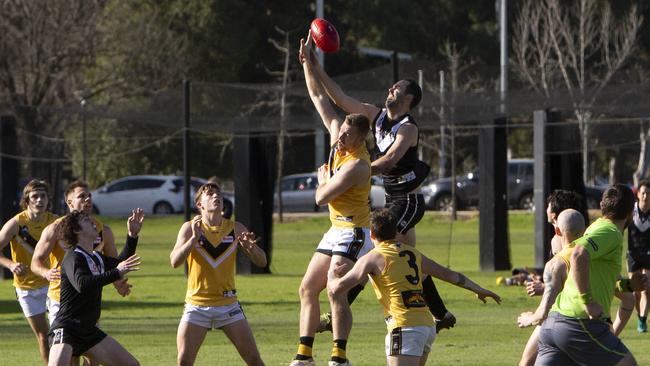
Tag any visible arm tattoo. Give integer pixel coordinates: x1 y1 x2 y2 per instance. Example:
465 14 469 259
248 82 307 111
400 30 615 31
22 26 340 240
456 273 467 287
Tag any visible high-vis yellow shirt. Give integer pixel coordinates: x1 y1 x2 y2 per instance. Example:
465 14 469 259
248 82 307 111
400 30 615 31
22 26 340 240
185 219 239 307
369 240 434 331
10 210 58 289
327 143 371 228
48 216 105 302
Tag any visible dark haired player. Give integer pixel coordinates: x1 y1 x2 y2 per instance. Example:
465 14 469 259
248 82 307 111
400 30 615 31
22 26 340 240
48 210 143 366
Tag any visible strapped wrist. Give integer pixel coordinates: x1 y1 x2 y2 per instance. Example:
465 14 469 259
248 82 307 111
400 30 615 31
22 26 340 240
579 292 593 304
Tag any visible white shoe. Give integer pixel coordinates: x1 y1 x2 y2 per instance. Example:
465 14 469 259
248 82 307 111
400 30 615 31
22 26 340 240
328 361 351 366
290 359 316 366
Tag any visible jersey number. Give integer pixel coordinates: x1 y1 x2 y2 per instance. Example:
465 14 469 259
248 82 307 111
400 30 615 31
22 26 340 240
399 250 420 285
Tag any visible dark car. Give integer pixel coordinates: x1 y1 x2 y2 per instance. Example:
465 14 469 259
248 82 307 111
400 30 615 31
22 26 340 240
421 159 605 211
422 159 535 211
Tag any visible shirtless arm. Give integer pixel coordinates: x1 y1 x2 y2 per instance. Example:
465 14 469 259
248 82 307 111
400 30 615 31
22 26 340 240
31 222 60 281
371 123 418 175
300 38 343 142
0 218 23 275
306 42 380 120
421 255 501 304
518 259 568 327
234 222 267 268
315 159 370 206
170 217 201 268
328 251 383 295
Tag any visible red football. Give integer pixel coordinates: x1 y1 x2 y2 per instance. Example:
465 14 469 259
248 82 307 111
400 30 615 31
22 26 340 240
310 18 339 53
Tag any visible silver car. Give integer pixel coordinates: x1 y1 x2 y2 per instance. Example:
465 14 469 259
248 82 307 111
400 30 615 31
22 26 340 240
274 172 386 212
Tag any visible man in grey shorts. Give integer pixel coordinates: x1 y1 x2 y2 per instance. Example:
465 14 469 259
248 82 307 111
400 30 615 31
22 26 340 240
536 184 637 366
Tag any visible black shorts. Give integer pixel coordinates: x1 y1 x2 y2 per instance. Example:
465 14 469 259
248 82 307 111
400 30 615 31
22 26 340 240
386 193 426 235
627 252 650 272
49 326 107 357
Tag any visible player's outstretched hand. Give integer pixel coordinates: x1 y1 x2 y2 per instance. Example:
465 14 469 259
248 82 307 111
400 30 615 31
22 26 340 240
476 287 502 304
237 231 260 251
127 208 145 237
114 278 132 297
526 279 544 297
117 254 141 277
517 311 538 328
332 261 350 278
190 215 204 239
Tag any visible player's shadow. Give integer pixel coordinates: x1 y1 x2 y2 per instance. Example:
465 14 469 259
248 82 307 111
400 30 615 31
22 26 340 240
101 300 179 310
0 300 21 314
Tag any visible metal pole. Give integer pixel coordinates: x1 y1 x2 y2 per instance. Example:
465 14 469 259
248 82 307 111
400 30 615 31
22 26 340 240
183 80 191 222
81 99 87 181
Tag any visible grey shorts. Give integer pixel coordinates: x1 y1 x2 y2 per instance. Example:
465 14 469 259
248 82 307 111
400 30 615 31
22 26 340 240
536 312 629 366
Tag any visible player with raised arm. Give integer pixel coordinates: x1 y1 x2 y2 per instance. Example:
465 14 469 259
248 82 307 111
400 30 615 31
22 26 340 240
328 209 500 366
289 38 373 366
47 211 142 366
0 180 58 364
303 31 454 333
170 182 267 366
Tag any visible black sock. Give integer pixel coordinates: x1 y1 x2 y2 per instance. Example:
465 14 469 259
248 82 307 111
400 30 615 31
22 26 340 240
331 339 347 363
422 275 448 319
295 336 314 360
346 284 365 305
640 316 647 323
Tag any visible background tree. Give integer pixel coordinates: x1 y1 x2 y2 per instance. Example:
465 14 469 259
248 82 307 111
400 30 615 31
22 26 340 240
512 0 642 184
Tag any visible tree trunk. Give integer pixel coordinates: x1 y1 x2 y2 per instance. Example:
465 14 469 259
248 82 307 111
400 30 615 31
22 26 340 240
634 120 650 187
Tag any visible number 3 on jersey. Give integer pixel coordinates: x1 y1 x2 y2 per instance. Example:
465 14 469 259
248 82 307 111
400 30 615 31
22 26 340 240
399 250 420 285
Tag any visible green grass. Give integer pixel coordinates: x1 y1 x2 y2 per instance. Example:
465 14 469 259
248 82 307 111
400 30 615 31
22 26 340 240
1 212 649 365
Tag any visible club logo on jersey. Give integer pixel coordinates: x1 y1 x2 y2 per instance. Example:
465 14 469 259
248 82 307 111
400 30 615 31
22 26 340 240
401 290 426 308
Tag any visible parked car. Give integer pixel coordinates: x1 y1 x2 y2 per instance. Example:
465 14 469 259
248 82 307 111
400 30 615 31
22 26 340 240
91 175 234 216
274 172 386 212
422 159 605 211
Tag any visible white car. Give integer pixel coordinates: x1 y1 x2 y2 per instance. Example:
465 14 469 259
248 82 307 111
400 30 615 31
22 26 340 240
274 172 386 212
91 175 231 216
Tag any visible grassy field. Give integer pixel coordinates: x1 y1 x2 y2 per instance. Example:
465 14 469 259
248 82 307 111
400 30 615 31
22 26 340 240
1 212 649 365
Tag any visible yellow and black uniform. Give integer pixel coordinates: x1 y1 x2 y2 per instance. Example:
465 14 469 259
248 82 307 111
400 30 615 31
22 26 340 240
9 210 58 289
369 240 434 331
327 143 371 228
185 219 238 307
48 216 105 303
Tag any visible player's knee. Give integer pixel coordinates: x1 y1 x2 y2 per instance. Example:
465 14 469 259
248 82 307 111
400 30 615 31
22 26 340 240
298 283 319 300
177 350 195 366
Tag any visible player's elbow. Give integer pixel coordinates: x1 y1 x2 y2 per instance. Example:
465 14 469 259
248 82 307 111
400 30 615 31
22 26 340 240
315 192 329 206
170 255 182 269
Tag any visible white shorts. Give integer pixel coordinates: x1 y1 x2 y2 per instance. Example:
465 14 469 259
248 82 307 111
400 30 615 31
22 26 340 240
181 301 246 330
47 297 60 325
15 286 48 318
385 326 436 357
316 226 372 261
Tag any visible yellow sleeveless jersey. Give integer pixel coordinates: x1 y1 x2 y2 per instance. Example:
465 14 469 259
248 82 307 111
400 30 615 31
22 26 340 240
368 240 434 331
185 219 239 307
555 246 573 271
47 215 105 302
327 143 371 228
9 210 58 289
